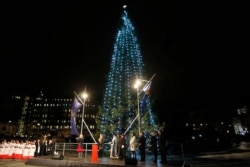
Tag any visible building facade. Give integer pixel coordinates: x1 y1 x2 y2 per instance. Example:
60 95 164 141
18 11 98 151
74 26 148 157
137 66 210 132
0 91 98 140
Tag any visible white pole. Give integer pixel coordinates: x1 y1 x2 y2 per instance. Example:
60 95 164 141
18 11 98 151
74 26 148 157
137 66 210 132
80 99 85 138
137 87 141 136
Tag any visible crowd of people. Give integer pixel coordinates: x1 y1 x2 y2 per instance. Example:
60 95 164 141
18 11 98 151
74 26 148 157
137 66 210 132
0 135 55 160
98 129 168 164
0 129 168 164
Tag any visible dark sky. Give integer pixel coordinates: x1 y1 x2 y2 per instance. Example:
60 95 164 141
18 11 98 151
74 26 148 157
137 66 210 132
1 1 249 115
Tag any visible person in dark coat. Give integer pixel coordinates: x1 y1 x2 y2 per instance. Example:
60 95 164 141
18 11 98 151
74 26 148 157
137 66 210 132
98 133 105 157
138 132 146 161
35 139 42 156
118 134 126 160
46 139 55 155
158 129 167 163
150 131 158 163
40 139 47 156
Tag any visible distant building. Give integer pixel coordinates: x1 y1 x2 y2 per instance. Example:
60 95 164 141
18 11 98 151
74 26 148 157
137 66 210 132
233 106 249 135
0 121 18 137
0 91 98 139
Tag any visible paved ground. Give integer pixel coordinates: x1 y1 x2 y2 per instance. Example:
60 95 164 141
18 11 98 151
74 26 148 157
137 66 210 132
0 159 44 167
1 148 250 167
0 159 184 167
26 153 186 167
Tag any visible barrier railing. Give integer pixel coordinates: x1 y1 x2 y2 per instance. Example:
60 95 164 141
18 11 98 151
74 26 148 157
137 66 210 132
54 142 184 159
54 142 96 158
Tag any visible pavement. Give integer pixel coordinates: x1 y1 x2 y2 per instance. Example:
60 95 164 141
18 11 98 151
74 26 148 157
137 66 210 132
24 154 187 167
1 147 250 167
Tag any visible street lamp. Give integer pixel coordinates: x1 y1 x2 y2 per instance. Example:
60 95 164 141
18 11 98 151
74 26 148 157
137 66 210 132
80 91 88 139
74 89 97 143
134 80 142 136
124 74 156 136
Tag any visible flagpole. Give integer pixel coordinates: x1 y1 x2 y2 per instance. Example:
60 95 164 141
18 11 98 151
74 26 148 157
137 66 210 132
137 86 141 136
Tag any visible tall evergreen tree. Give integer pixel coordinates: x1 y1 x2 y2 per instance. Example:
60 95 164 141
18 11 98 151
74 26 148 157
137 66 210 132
100 6 157 141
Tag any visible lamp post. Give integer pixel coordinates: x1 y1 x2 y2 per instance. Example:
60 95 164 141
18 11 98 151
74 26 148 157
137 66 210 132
37 123 40 134
124 74 156 136
74 89 97 144
134 80 142 136
80 91 88 139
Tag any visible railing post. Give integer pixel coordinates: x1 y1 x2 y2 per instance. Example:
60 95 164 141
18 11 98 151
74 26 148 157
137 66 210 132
63 143 65 156
181 143 184 159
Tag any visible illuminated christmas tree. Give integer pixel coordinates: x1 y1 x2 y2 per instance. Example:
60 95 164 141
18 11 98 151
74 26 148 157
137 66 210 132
100 6 158 141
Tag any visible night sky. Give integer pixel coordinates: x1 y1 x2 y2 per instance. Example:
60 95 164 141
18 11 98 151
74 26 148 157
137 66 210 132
1 1 249 117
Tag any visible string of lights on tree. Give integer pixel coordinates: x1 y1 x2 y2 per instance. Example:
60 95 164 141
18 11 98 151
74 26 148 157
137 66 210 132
100 5 157 141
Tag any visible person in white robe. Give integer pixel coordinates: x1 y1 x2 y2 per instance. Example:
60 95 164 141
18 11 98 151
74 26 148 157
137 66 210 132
0 140 6 159
22 141 30 160
2 140 10 159
14 140 24 159
110 134 118 158
28 140 36 159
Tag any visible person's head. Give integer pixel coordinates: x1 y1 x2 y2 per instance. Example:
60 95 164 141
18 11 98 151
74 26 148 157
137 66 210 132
158 129 164 135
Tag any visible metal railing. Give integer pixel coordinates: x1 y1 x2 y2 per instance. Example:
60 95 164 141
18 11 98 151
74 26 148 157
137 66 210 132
54 142 184 159
54 142 97 158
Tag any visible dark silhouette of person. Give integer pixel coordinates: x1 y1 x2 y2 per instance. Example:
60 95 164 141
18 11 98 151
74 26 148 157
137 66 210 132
158 129 167 163
40 139 47 156
98 133 104 157
118 134 126 160
150 131 158 163
138 132 146 161
47 139 54 155
35 139 42 156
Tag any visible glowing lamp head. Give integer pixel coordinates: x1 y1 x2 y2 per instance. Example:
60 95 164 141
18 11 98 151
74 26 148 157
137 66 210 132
134 80 141 89
81 92 88 99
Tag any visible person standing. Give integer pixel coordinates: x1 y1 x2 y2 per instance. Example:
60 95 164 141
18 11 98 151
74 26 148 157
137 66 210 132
98 133 104 157
46 139 54 156
138 132 146 161
14 140 24 159
158 129 167 163
110 133 118 158
150 131 158 163
129 132 136 158
35 139 41 157
40 138 47 156
118 134 126 160
76 134 84 159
